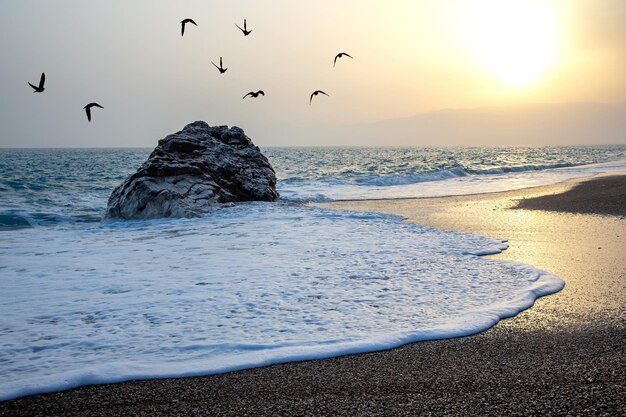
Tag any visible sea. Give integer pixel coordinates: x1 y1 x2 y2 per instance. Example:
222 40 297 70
1 145 625 400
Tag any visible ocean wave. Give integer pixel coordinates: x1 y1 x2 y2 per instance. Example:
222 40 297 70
280 162 590 189
352 166 469 186
0 211 102 230
0 203 563 400
0 213 34 230
277 159 626 202
466 162 578 175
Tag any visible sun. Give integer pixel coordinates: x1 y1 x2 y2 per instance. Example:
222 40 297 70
465 0 559 85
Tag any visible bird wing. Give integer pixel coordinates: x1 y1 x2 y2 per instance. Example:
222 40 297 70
92 103 104 109
242 92 252 99
39 72 45 88
189 19 197 26
181 22 185 36
244 19 247 30
235 23 244 33
85 107 92 122
334 54 339 67
220 57 223 67
28 82 37 91
343 53 353 59
309 93 314 105
211 61 219 70
258 90 264 96
319 91 329 96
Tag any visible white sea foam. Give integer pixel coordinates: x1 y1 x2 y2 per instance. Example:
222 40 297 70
0 203 563 400
278 160 626 201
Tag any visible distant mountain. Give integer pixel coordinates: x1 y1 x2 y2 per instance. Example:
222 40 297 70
277 102 626 146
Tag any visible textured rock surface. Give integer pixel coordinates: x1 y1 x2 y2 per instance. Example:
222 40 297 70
105 121 278 220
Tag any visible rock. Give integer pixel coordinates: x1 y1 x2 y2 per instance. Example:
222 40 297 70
105 121 279 220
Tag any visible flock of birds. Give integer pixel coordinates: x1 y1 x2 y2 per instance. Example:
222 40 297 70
27 72 104 122
27 17 353 122
187 17 353 105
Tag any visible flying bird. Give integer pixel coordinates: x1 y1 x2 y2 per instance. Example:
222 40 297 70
333 52 353 67
84 102 103 122
242 90 264 99
309 90 329 105
211 57 228 74
235 19 251 36
180 18 197 36
28 72 45 93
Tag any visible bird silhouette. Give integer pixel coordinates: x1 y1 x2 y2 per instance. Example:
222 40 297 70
235 19 251 36
309 90 329 105
333 52 353 67
180 18 197 36
84 102 104 122
28 72 45 93
242 90 265 99
212 57 228 74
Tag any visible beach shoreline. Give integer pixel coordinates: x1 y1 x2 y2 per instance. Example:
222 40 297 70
1 174 625 416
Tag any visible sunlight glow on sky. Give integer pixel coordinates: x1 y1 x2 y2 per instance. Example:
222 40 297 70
464 0 560 85
0 0 624 146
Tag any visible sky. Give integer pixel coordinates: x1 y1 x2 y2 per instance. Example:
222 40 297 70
0 0 624 147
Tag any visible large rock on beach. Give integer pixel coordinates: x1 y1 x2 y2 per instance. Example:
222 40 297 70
105 121 279 220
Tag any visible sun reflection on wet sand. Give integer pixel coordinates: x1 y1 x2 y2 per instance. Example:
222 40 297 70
325 176 626 327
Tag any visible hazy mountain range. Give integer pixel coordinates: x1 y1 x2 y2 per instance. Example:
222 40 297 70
266 102 626 147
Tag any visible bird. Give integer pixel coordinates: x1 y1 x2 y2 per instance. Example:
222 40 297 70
84 102 103 122
309 90 329 105
211 57 228 74
333 52 353 67
242 90 264 99
235 19 251 36
28 72 45 93
180 18 197 36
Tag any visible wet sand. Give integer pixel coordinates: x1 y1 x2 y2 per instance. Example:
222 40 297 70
2 175 625 416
